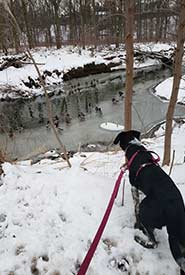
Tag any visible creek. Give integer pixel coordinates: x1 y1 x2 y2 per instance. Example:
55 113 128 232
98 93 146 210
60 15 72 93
0 66 185 160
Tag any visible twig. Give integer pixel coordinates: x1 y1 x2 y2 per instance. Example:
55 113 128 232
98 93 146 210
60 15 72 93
20 61 45 65
169 149 175 176
26 50 71 168
80 153 95 166
78 142 81 154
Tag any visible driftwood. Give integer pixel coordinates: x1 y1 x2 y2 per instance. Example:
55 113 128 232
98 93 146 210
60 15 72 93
63 61 121 81
0 54 44 71
0 54 28 71
134 48 174 66
20 61 45 65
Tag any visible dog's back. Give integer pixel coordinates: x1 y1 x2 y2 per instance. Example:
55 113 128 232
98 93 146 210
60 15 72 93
126 143 182 200
126 142 185 247
114 130 185 271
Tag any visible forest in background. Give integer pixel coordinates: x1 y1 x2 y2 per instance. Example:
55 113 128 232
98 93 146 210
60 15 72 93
0 0 181 53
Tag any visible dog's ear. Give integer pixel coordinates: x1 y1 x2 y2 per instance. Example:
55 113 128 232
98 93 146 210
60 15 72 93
113 131 128 150
113 130 141 151
113 132 123 145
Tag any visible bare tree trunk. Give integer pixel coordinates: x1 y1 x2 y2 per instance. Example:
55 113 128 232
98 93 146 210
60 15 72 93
21 0 34 49
155 2 160 42
47 0 62 49
136 0 142 41
12 24 20 52
9 0 20 52
162 0 185 166
149 17 153 41
124 0 135 130
45 27 52 47
53 2 62 49
1 1 21 51
144 16 148 40
69 0 74 42
79 0 85 49
55 22 62 49
163 16 168 41
92 0 97 48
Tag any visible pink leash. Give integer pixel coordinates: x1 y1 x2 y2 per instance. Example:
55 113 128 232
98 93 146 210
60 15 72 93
77 150 160 275
77 167 127 275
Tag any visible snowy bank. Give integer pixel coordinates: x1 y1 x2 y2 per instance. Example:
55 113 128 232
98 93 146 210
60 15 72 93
0 121 185 274
155 76 185 105
0 43 174 100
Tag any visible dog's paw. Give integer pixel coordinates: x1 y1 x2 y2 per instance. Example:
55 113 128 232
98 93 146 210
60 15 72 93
134 234 157 249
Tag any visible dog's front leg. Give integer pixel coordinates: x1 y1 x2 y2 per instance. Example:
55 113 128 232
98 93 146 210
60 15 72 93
131 186 140 228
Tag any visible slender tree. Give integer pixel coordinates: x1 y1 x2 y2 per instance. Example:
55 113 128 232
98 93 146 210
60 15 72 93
21 0 34 48
162 0 185 166
124 0 135 130
92 0 98 48
46 0 62 49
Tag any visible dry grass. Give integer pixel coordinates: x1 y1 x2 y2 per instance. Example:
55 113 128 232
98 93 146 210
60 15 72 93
51 272 61 275
0 149 5 176
15 245 25 255
0 149 6 163
30 257 40 275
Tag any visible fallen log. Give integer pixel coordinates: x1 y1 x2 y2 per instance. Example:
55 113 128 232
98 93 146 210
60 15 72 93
63 61 121 81
0 53 29 71
134 48 175 66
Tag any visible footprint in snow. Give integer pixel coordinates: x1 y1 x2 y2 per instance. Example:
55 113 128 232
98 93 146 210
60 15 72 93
108 256 130 273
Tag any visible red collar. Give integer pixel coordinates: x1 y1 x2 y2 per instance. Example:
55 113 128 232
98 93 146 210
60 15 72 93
126 149 160 180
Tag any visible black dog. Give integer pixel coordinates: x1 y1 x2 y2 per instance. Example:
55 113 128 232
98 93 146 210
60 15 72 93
114 130 185 274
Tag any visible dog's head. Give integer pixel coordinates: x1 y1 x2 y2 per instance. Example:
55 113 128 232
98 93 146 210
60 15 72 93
113 130 141 151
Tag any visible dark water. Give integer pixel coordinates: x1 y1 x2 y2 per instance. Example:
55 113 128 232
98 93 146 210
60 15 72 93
0 68 185 160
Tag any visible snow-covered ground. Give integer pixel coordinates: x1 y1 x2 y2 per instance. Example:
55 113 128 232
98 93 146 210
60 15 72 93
0 43 174 100
1 42 185 274
155 76 185 104
154 43 185 104
1 121 185 275
1 42 184 105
